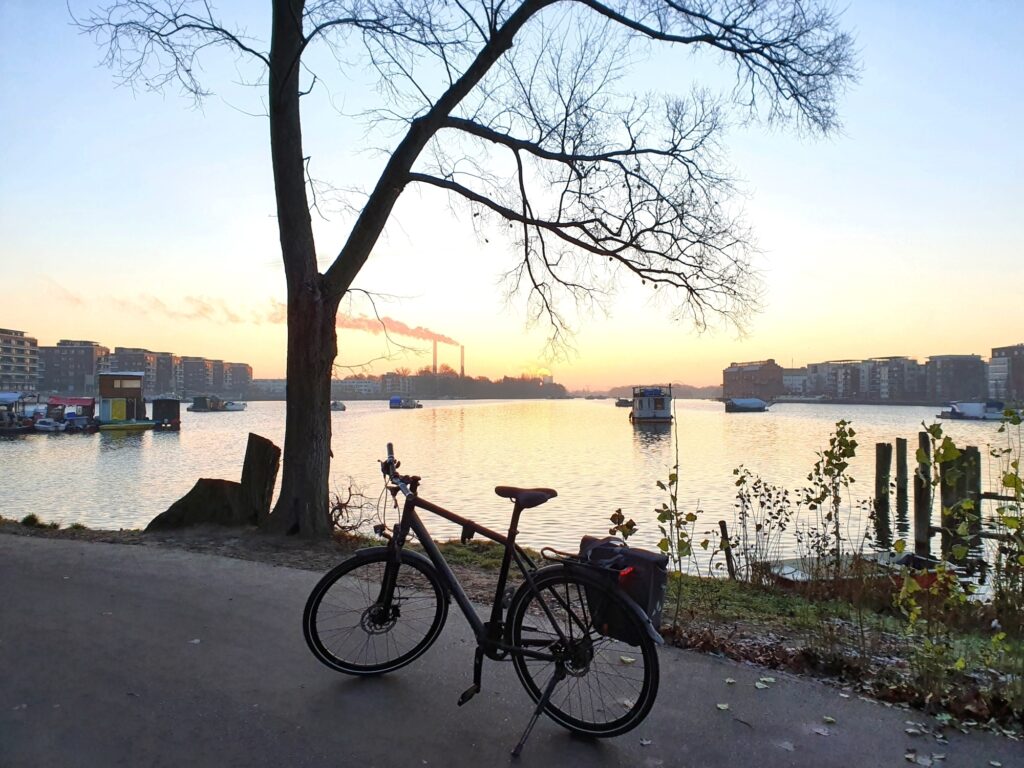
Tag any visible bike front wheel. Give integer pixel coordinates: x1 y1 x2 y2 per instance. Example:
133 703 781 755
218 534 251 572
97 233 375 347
509 566 659 737
303 547 448 676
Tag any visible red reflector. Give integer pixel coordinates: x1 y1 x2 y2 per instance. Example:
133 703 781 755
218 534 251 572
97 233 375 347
618 566 635 584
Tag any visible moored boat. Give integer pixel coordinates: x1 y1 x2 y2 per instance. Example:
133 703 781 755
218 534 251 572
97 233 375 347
389 396 423 409
628 385 672 423
223 401 247 411
615 398 631 407
937 401 1018 421
34 418 67 433
98 419 157 432
725 397 770 413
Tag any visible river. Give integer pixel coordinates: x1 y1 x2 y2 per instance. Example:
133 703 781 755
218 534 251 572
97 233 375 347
0 399 1015 561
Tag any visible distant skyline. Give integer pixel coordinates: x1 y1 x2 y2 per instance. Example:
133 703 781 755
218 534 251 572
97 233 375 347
2 1 1022 389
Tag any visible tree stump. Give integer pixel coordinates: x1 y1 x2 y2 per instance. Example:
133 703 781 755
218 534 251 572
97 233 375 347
146 479 246 530
240 432 281 528
146 433 281 531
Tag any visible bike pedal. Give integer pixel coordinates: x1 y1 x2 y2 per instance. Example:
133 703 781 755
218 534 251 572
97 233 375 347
457 684 480 706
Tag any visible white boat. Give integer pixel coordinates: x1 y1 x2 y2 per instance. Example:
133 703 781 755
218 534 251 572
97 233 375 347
223 401 247 411
725 397 770 413
628 385 672 423
330 401 347 411
34 418 67 433
937 401 1017 421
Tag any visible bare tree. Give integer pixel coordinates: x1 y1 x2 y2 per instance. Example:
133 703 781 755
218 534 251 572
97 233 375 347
77 0 856 536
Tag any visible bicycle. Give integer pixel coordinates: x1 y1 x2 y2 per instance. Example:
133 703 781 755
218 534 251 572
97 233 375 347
302 443 662 755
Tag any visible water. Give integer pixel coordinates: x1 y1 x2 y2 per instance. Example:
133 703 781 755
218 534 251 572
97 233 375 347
0 400 1014 558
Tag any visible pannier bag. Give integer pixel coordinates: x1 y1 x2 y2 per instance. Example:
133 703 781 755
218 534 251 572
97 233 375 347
578 535 668 645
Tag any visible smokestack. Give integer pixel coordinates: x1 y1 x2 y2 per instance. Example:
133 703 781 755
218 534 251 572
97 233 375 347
460 346 464 378
433 339 437 375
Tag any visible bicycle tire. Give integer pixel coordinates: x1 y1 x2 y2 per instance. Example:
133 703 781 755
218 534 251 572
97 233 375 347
303 547 448 676
508 566 659 736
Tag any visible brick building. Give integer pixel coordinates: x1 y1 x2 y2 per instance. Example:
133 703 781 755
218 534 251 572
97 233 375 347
38 340 109 395
722 359 785 400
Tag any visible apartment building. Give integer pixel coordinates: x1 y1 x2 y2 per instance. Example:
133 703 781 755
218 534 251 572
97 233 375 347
37 340 109 394
0 328 39 392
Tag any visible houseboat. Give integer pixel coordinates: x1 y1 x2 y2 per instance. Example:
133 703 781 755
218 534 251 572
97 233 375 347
725 397 770 413
96 372 156 432
188 395 243 412
628 385 673 423
389 396 423 409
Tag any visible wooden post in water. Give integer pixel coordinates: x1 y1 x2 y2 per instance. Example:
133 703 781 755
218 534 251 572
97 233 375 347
895 437 909 536
718 520 737 580
874 442 893 548
913 432 931 557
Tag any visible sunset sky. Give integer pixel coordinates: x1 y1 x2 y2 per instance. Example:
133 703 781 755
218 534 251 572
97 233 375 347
1 1 1021 390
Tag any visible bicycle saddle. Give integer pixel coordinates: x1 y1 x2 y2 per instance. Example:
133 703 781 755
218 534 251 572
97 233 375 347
494 486 558 509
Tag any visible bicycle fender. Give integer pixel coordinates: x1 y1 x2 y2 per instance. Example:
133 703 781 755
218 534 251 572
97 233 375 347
512 563 665 646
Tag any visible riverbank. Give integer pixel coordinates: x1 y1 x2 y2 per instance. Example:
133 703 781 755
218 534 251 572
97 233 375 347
2 516 1020 739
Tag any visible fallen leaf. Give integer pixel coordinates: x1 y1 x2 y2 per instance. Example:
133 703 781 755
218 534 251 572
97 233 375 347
619 656 636 665
725 678 736 685
989 763 1002 767
755 682 769 690
716 704 730 711
640 739 652 746
813 726 830 737
760 676 776 684
905 728 922 736
188 638 201 645
823 716 836 724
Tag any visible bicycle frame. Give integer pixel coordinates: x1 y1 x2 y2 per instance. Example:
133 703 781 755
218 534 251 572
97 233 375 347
380 485 571 662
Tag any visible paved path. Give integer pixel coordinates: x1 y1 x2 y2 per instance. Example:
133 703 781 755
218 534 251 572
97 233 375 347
1 535 1019 767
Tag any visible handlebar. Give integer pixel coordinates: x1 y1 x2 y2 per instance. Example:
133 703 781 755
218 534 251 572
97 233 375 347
381 442 419 497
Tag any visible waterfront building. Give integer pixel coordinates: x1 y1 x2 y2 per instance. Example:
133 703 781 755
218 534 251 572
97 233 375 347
333 377 381 397
805 360 861 399
99 347 159 394
862 357 924 401
181 357 214 394
722 359 785 400
0 328 39 392
151 352 182 396
381 372 413 396
926 354 988 402
224 363 253 395
782 368 809 396
990 344 1024 402
250 378 287 397
38 339 109 395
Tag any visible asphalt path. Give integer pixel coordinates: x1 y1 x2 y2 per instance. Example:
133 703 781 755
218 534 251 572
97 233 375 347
1 535 1020 767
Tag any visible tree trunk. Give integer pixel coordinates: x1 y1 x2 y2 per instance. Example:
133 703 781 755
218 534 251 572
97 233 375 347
264 0 337 536
267 287 339 535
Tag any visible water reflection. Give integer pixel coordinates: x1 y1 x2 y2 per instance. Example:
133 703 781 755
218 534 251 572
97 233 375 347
631 422 672 447
0 399 1013 560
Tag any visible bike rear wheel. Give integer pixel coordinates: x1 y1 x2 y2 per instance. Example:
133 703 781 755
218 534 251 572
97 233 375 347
509 566 659 737
303 548 448 675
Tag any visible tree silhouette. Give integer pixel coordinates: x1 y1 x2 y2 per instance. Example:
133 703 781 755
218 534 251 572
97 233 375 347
78 0 856 535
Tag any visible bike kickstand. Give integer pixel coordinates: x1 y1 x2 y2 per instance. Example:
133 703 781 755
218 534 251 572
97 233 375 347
458 646 484 706
511 664 566 758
